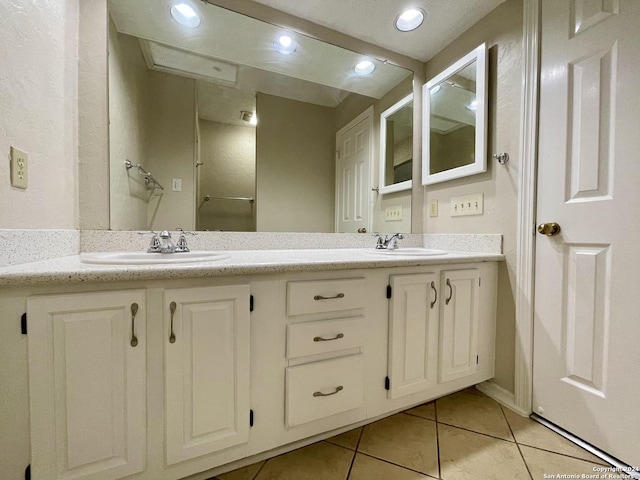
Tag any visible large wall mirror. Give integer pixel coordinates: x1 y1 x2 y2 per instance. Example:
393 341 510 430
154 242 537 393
422 43 487 186
379 93 413 195
107 0 413 233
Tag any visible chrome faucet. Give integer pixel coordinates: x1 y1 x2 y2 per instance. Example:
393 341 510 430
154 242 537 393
142 230 196 253
374 233 405 250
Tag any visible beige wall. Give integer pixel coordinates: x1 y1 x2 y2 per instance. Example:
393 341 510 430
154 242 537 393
108 21 150 230
256 93 335 232
198 120 256 231
423 0 523 394
0 0 79 229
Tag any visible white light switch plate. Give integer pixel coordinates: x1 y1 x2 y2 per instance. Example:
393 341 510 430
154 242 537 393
384 205 403 221
450 193 484 216
10 146 28 189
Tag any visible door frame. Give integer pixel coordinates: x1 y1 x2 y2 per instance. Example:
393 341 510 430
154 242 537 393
334 105 375 233
512 0 540 416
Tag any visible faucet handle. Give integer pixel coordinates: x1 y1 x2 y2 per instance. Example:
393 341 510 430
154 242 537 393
175 230 197 253
139 231 161 252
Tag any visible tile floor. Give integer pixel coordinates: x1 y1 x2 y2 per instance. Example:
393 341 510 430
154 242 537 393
213 387 608 480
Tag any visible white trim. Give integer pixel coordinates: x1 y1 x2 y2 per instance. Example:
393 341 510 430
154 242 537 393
514 0 541 416
379 93 413 195
476 380 528 417
334 105 375 233
422 43 488 186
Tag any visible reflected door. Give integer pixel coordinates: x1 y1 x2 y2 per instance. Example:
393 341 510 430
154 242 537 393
335 108 373 233
533 0 640 465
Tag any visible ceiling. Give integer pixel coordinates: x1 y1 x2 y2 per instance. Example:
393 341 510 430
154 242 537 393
248 0 508 62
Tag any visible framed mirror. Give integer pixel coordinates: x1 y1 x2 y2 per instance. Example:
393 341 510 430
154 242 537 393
379 93 413 194
422 43 487 185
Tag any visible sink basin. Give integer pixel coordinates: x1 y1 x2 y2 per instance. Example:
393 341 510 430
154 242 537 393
365 248 448 256
80 251 230 265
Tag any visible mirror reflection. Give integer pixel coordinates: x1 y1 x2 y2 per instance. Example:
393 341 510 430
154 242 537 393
379 93 413 194
422 44 487 185
107 0 412 233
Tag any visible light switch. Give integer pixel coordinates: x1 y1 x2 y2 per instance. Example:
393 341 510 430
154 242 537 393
172 178 182 192
450 193 484 217
384 205 403 221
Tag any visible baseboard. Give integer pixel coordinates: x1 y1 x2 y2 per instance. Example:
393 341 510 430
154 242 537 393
476 380 529 416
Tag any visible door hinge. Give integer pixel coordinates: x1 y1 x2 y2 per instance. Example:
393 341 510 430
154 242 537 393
249 409 254 427
21 313 27 335
250 295 254 312
384 376 390 390
25 464 30 480
386 285 392 299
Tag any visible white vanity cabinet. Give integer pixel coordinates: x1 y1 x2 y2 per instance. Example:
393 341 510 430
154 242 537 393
27 290 147 480
163 285 250 465
386 264 496 403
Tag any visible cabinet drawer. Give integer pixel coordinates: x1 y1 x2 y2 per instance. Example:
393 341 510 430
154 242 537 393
286 316 365 359
287 278 365 316
286 354 364 427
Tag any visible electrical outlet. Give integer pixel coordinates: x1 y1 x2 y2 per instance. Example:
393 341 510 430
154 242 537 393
10 146 28 189
450 193 484 217
172 178 182 192
429 200 438 217
384 205 403 221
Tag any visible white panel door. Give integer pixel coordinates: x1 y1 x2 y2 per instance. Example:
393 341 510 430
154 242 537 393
533 0 640 465
164 285 250 465
387 273 439 399
336 107 373 233
27 290 146 480
439 269 479 383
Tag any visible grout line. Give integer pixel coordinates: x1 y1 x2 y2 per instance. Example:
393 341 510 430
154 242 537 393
356 451 439 480
500 404 534 480
436 420 516 444
251 460 267 480
434 401 442 480
345 427 365 479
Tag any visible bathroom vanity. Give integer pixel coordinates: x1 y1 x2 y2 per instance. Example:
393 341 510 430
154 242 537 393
0 249 500 480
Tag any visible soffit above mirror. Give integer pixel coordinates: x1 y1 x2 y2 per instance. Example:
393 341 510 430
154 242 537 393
247 0 508 62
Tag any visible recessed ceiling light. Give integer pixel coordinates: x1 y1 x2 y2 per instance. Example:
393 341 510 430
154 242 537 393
273 34 297 55
170 3 201 28
395 8 425 32
354 60 376 76
430 84 441 95
466 100 478 111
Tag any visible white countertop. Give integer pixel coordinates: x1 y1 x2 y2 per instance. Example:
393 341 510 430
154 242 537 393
0 249 504 287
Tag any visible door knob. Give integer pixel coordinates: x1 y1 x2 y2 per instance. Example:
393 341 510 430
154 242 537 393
537 222 561 236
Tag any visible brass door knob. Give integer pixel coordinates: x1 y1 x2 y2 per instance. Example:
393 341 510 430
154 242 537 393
537 222 561 236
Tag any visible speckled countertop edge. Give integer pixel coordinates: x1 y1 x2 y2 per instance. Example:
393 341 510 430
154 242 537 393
0 249 504 287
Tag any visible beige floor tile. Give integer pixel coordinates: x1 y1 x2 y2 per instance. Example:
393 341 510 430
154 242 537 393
348 453 432 480
520 444 606 479
438 424 530 480
357 414 438 477
255 442 353 480
461 386 488 397
436 392 514 441
325 427 362 450
216 461 264 480
502 407 606 464
405 402 436 421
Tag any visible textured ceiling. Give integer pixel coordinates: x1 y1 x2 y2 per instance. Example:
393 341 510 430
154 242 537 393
249 0 508 62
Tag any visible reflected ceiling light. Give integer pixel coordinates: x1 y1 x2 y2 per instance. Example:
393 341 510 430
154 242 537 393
354 60 376 76
273 34 297 55
170 3 201 28
430 84 441 94
466 100 478 111
395 8 425 32
240 111 257 125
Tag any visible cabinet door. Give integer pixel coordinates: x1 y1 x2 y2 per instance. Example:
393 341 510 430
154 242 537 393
27 290 146 480
387 273 439 399
164 285 250 465
439 269 480 383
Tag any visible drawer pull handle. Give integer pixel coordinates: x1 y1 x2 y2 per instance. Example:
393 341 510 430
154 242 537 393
313 385 344 397
169 301 177 344
430 281 437 309
130 303 139 347
445 279 453 305
313 333 344 342
314 293 345 301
